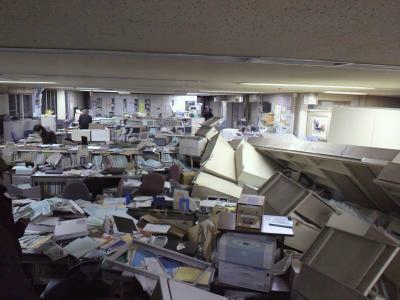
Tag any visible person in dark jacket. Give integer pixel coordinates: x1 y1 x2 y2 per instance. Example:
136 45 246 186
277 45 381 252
203 106 214 120
33 124 57 144
0 158 29 256
78 109 92 129
0 224 39 300
0 158 38 299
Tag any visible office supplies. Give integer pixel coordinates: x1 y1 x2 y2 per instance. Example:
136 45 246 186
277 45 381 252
236 194 265 230
143 224 171 234
178 136 207 157
63 236 99 258
112 215 138 234
13 165 36 175
103 154 128 173
46 152 63 166
40 240 67 261
54 218 88 241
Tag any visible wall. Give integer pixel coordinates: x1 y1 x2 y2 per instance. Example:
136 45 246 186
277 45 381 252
0 93 9 115
66 90 85 119
328 106 400 149
56 90 66 120
90 93 196 118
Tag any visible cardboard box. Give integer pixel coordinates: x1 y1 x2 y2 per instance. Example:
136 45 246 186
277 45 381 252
179 136 208 157
236 194 265 230
264 113 275 124
235 141 278 188
191 172 242 201
180 171 197 185
201 135 236 182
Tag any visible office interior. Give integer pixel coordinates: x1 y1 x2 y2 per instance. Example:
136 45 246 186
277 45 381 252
1 1 400 300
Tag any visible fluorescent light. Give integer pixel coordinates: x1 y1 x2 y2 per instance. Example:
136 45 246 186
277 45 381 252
323 91 367 95
0 80 57 84
79 89 131 94
188 90 260 95
240 82 375 90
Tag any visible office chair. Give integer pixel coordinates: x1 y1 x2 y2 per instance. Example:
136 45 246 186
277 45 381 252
168 164 182 183
23 129 33 138
10 130 19 143
62 182 91 201
132 172 165 197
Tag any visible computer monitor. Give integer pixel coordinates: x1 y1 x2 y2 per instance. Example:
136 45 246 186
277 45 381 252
131 127 141 134
138 132 148 140
184 126 192 134
154 137 167 147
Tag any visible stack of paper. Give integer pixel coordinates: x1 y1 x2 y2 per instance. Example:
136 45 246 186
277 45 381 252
54 218 88 241
142 224 171 234
19 234 52 250
63 236 99 258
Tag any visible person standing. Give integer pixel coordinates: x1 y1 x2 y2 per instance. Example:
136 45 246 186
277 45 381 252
78 109 93 129
203 106 214 120
0 158 38 299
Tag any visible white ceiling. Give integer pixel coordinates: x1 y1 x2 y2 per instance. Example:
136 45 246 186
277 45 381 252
1 0 400 96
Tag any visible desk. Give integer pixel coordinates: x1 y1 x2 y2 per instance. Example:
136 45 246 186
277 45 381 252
32 171 142 198
218 212 294 237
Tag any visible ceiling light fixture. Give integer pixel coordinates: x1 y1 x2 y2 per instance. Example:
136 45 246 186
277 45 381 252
323 91 368 95
0 80 57 84
199 90 260 94
240 83 375 90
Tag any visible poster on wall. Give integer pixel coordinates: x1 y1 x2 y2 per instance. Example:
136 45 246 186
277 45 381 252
306 110 332 141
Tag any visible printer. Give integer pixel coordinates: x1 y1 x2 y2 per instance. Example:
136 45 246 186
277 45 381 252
217 232 276 292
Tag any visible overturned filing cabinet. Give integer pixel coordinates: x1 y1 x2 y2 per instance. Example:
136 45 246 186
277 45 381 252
200 135 236 182
191 172 243 201
293 227 399 300
217 232 276 292
249 171 335 251
178 136 208 157
235 141 278 188
195 126 219 141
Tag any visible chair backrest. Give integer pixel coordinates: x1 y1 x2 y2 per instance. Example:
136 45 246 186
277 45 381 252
62 182 91 201
168 164 182 182
10 130 19 143
141 173 165 196
23 129 34 138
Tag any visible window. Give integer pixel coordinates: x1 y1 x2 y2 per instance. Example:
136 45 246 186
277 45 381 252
8 94 33 118
41 89 57 114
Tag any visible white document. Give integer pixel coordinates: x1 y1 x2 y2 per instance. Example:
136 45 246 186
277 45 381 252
63 236 99 258
35 216 60 226
142 224 171 234
17 183 33 189
46 152 63 166
262 215 294 236
123 179 142 187
54 218 88 241
143 257 167 276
